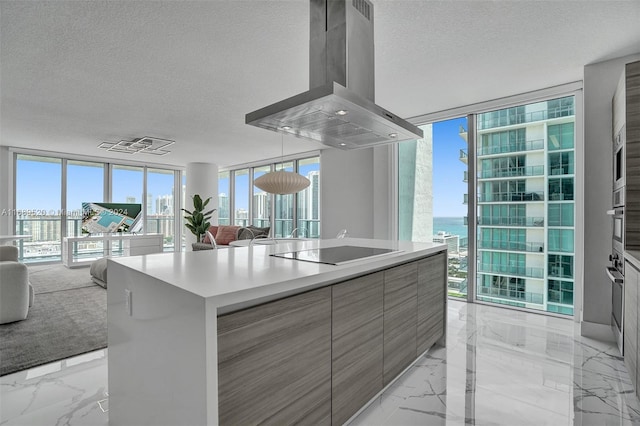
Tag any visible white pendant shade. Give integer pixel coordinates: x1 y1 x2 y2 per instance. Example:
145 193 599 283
254 170 310 195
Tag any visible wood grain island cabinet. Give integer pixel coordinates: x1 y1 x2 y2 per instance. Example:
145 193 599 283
218 255 446 425
107 239 447 426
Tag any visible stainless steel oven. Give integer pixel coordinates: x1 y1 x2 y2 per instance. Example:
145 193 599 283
609 207 624 251
607 248 624 355
614 126 626 191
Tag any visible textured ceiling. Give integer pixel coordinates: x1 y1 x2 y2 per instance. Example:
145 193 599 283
1 0 639 168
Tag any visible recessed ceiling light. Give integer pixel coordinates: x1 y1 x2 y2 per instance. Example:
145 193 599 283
388 133 398 138
335 110 348 116
339 143 346 146
281 126 292 131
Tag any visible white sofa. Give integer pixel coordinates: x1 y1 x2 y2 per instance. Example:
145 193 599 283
0 246 34 324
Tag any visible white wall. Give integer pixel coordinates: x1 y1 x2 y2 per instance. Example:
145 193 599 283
582 52 640 338
185 162 218 248
0 147 12 235
320 148 375 239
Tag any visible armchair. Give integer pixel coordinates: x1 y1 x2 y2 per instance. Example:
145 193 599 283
0 246 35 324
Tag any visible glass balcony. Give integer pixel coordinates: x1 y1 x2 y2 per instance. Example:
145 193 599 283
16 217 178 263
463 193 468 205
478 105 574 130
463 170 468 183
478 241 544 253
478 263 544 279
477 139 544 156
459 125 468 142
479 191 544 202
459 149 468 164
478 216 544 227
480 165 544 179
477 285 544 304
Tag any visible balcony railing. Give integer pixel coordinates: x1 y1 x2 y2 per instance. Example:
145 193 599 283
16 217 176 262
478 105 575 130
463 194 468 205
478 263 544 279
548 192 574 201
480 165 544 179
459 149 468 164
478 216 544 227
477 139 544 156
477 286 544 304
479 241 544 253
463 170 468 183
479 191 544 203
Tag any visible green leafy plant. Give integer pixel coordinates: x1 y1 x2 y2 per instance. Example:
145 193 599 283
181 194 216 243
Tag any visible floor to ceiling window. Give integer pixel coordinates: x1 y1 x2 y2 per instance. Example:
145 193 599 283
398 118 469 298
15 155 62 262
13 153 183 262
253 165 271 228
146 168 176 251
220 155 320 238
274 161 294 238
297 157 321 238
476 95 575 315
218 171 230 226
234 168 250 227
66 160 105 259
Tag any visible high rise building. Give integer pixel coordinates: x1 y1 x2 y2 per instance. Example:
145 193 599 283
475 96 575 315
253 192 269 225
218 193 229 224
398 124 434 242
155 194 173 215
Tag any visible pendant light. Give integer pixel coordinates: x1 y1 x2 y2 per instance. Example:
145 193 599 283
254 133 310 195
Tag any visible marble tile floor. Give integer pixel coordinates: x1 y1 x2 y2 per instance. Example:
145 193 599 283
2 300 640 425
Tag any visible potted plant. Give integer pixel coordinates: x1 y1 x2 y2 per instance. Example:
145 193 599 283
181 194 216 243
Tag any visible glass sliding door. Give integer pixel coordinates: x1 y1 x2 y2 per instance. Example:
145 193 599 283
15 155 62 262
66 160 105 260
252 165 271 228
398 117 469 299
111 165 144 255
146 168 176 251
218 171 230 225
297 157 320 238
475 95 575 315
234 169 250 227
274 161 294 237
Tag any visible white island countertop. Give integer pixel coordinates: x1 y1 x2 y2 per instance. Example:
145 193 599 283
109 238 446 311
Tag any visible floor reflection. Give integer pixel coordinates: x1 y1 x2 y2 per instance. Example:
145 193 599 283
350 300 640 425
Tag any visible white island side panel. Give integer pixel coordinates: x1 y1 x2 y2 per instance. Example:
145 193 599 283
107 263 216 426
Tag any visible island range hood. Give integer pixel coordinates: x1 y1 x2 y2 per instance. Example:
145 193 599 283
245 0 423 149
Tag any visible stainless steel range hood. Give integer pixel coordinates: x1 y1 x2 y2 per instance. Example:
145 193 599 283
245 0 423 149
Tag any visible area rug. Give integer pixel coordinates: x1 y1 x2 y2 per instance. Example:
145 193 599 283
0 264 107 376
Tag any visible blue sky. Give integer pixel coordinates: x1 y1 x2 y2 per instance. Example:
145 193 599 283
432 117 468 217
16 161 174 214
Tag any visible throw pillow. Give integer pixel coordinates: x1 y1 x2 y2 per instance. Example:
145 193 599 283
215 225 241 245
202 226 219 243
248 225 270 238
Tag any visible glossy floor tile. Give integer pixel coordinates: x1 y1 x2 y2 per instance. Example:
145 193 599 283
350 300 640 426
2 301 640 425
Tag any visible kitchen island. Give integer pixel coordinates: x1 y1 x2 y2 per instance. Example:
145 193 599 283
107 238 447 425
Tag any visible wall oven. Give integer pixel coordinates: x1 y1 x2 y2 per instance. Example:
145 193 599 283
613 126 626 191
606 247 624 355
607 204 624 354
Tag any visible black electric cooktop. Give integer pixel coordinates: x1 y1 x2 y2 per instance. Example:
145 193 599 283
271 245 400 265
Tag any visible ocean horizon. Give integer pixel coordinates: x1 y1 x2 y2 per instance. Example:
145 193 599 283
433 216 467 238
